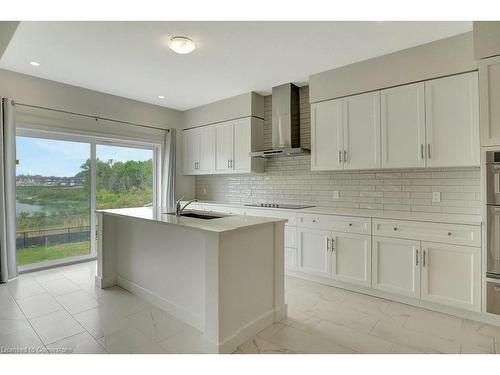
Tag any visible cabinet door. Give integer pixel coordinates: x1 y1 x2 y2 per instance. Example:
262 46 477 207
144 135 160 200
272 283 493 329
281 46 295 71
311 99 343 171
425 72 480 167
198 126 215 174
232 118 251 173
381 83 426 168
331 233 371 287
372 236 421 299
342 91 381 170
214 122 233 172
421 241 481 311
297 228 331 278
479 55 500 146
183 128 199 175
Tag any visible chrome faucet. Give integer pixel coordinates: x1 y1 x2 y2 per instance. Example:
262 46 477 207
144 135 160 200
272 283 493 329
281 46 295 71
176 197 197 216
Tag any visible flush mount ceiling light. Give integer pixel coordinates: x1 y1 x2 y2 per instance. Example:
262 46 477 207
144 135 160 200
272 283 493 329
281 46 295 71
168 36 196 54
30 61 40 66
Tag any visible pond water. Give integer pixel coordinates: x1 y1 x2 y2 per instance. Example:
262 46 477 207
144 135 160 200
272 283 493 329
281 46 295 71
16 201 51 215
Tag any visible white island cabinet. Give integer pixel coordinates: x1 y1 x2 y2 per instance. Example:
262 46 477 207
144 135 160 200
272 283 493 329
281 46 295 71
96 207 287 353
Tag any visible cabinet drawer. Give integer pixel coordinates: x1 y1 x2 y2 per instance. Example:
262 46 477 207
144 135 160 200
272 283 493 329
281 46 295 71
372 219 481 247
299 214 370 234
203 205 243 215
285 225 297 248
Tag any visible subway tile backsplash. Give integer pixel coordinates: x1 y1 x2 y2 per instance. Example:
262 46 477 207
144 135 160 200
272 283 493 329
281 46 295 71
195 86 481 215
195 158 481 215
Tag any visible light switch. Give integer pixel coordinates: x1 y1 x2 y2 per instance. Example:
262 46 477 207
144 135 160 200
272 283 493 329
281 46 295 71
432 192 441 203
333 190 340 199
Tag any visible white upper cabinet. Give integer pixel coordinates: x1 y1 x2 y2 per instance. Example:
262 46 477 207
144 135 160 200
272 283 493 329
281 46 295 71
311 99 343 171
232 118 252 172
198 125 215 174
342 91 381 170
479 55 500 146
183 128 200 175
214 121 234 172
184 117 263 176
425 72 479 167
381 83 426 168
311 72 480 171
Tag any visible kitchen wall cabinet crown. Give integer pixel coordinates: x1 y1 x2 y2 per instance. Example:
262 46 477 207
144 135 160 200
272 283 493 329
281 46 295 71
183 117 264 175
311 71 480 171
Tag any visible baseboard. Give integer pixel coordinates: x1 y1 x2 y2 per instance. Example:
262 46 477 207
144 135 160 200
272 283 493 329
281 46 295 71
95 274 116 289
218 304 287 354
286 269 500 327
116 275 204 331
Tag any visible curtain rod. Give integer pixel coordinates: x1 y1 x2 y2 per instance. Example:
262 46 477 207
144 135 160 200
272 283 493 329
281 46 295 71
11 101 170 132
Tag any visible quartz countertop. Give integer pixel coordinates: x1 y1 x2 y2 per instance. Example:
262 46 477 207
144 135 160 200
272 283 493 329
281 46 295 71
97 207 287 233
192 201 482 226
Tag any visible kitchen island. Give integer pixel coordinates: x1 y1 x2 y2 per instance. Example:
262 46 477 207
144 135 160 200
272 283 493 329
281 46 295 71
95 207 287 353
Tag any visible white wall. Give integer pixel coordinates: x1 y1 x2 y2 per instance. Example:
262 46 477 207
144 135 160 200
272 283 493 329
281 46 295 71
0 68 195 199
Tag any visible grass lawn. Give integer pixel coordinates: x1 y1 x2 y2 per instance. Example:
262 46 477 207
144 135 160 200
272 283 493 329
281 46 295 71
16 241 91 266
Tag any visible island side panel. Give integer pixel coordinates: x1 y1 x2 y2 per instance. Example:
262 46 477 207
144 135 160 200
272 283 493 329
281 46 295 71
273 222 287 321
216 221 286 353
96 212 119 288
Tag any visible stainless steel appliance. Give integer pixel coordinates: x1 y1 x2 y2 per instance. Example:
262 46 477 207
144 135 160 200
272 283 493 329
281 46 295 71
244 203 315 210
486 151 500 279
485 151 500 315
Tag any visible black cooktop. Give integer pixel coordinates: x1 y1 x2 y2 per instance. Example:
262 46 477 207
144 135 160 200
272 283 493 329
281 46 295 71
244 203 315 210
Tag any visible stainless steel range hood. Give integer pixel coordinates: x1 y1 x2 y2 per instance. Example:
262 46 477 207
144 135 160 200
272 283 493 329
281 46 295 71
250 83 309 158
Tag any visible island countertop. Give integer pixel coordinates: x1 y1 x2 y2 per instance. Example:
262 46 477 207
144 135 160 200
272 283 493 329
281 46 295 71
97 207 287 233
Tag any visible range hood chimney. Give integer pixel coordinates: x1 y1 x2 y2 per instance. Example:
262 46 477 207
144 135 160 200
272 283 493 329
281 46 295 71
250 83 309 158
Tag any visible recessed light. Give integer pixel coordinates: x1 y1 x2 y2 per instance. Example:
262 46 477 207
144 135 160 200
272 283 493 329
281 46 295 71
168 36 196 54
30 61 40 67
158 95 165 99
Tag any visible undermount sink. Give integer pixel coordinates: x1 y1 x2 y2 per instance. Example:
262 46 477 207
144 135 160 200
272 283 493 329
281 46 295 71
180 212 225 220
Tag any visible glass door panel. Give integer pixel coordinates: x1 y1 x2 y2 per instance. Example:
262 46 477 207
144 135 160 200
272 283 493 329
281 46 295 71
95 144 154 210
15 136 92 267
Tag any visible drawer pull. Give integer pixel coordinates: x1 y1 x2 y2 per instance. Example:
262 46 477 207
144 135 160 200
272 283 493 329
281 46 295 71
349 223 352 227
448 232 452 236
393 227 398 231
312 219 316 223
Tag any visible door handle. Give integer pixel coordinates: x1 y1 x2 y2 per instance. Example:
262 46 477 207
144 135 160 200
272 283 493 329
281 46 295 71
343 150 347 163
416 249 419 266
427 144 431 159
423 250 426 267
331 237 335 253
326 237 330 252
421 144 424 160
338 150 342 164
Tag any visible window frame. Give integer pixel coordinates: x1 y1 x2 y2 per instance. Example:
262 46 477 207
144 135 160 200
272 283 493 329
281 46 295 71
16 127 162 272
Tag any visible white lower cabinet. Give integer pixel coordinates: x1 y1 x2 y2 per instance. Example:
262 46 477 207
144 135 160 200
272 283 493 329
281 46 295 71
298 228 331 278
372 236 421 299
298 227 371 286
420 241 481 312
331 233 371 287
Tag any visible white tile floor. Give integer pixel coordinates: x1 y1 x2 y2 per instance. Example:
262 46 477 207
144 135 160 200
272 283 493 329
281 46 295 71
1 260 499 354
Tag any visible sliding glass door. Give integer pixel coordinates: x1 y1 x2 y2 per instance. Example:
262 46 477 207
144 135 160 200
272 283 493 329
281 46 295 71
15 131 159 270
15 136 92 267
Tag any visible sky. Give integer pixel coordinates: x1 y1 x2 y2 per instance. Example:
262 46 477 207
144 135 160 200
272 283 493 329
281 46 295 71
16 136 153 177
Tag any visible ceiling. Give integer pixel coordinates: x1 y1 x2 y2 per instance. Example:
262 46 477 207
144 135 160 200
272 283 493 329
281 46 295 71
0 21 472 111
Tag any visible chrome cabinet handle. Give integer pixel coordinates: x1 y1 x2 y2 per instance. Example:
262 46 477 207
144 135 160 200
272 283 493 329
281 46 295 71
416 249 419 266
331 238 335 253
421 144 424 159
326 237 330 252
423 250 426 267
344 150 347 163
427 144 431 159
338 150 342 164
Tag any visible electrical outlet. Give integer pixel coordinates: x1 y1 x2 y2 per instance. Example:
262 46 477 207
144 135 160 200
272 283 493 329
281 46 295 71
432 191 441 203
333 190 340 199
202 188 207 195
